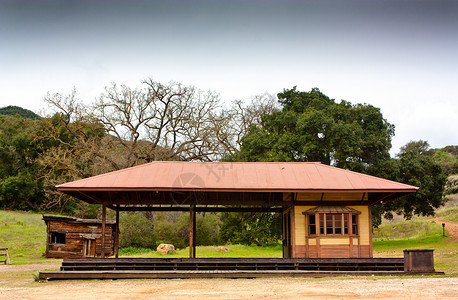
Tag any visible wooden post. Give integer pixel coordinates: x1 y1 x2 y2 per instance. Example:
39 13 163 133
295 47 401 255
349 213 353 258
369 207 373 258
115 205 120 258
290 206 296 258
101 204 106 259
281 209 285 258
189 204 196 258
305 213 309 258
316 213 320 258
45 221 50 258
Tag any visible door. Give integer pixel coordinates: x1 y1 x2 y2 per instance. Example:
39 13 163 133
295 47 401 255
84 239 96 257
282 208 292 258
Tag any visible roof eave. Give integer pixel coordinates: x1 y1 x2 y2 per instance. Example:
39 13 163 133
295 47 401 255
57 187 418 193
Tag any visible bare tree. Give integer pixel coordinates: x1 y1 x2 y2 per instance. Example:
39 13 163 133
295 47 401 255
44 78 229 171
214 93 280 156
39 79 279 211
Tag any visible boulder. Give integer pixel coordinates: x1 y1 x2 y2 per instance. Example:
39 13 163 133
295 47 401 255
157 244 175 255
216 246 230 252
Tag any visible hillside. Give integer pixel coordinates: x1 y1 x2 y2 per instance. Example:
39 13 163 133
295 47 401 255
0 105 41 120
431 145 458 175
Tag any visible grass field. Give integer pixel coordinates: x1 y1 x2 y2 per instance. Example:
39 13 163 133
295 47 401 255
1 207 457 274
0 210 49 264
372 214 458 274
119 243 283 258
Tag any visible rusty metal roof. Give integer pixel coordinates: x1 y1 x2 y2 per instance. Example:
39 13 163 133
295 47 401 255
56 161 418 193
42 215 116 225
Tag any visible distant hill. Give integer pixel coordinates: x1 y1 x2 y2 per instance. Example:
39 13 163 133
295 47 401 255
0 105 41 120
430 145 458 175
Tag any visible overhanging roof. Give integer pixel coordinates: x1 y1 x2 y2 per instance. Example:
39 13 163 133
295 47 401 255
302 206 362 215
57 161 418 193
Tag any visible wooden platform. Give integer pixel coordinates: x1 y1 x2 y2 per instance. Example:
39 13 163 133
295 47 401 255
40 269 412 280
38 257 443 280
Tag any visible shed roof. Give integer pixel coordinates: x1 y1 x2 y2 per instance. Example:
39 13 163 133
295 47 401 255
56 161 418 193
42 215 116 225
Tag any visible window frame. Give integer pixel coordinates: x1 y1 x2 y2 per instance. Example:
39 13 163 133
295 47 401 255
306 210 360 237
50 232 66 244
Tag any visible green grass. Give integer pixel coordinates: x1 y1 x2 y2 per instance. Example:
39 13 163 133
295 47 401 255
373 219 443 241
0 210 49 264
119 243 283 258
435 206 458 222
372 217 458 274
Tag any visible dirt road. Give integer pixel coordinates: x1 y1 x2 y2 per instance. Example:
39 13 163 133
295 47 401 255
1 277 457 299
432 219 458 241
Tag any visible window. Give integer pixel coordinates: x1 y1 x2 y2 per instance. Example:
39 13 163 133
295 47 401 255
50 232 66 244
352 214 358 235
308 215 316 235
306 209 359 237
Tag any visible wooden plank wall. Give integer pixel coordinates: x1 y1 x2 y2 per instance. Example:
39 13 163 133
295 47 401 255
46 220 115 258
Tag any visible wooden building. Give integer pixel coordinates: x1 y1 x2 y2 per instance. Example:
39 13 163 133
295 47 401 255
43 215 116 258
54 161 418 259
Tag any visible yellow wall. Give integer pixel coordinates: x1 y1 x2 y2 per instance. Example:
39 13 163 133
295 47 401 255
294 206 313 246
348 206 370 246
293 205 370 246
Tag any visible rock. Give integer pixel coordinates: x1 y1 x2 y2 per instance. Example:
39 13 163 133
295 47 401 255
157 244 175 255
216 246 230 252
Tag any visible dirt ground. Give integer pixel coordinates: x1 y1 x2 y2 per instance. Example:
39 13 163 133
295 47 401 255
432 219 458 241
0 275 457 299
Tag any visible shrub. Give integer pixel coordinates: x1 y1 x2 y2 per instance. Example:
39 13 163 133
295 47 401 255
153 212 189 249
444 175 458 196
119 212 157 248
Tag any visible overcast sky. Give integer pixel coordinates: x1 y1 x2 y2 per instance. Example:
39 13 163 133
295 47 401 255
1 0 457 155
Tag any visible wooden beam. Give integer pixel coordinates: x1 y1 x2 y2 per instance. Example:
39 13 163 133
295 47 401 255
369 207 373 258
189 205 196 258
192 207 196 258
368 192 397 205
349 213 353 258
101 204 106 259
115 205 120 258
119 206 189 212
291 207 296 257
77 191 102 204
117 206 283 213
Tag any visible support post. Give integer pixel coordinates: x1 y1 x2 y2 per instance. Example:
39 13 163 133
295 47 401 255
189 204 196 258
115 205 120 258
349 213 353 258
281 209 285 258
101 204 106 258
369 207 373 258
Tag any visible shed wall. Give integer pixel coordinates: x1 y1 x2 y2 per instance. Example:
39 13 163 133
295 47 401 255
45 220 115 258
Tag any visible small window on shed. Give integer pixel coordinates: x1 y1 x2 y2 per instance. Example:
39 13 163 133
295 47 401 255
50 232 66 244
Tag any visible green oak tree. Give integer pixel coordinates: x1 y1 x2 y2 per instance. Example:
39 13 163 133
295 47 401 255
227 87 395 173
369 140 447 226
0 115 44 210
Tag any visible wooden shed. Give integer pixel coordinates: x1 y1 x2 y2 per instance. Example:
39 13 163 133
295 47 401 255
54 161 418 259
43 215 116 258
